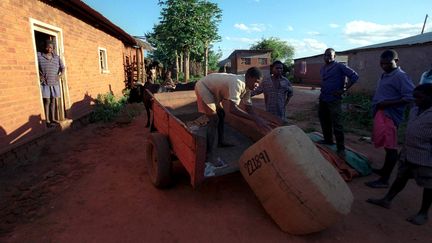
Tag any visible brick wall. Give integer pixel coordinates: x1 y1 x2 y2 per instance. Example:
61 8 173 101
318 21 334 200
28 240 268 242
230 52 271 77
0 0 135 154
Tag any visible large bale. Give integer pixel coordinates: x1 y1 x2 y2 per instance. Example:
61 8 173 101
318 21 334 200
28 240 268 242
239 125 353 235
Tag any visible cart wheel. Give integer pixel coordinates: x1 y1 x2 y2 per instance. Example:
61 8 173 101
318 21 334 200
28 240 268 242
145 132 172 188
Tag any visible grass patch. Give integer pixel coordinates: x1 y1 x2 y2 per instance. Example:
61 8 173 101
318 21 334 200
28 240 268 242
342 93 373 135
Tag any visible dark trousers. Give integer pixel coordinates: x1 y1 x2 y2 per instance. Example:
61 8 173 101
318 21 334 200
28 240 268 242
318 100 345 151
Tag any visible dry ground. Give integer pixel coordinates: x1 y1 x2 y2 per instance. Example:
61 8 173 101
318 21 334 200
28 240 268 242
1 87 431 242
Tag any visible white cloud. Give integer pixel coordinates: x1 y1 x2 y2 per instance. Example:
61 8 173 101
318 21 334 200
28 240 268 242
343 20 426 46
329 23 339 28
284 38 327 58
233 23 266 33
286 25 294 31
307 31 320 36
225 36 259 43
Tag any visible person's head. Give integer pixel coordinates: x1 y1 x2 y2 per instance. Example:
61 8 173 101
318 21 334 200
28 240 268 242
323 48 336 64
270 60 284 77
245 67 263 90
413 84 432 110
44 40 54 54
380 49 399 73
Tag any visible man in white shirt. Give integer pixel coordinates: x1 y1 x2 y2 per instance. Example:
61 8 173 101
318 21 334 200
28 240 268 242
195 67 272 167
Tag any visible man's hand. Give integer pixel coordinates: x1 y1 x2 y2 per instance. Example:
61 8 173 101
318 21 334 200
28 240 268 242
332 89 344 97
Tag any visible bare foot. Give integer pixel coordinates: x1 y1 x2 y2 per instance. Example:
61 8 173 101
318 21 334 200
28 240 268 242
406 214 428 225
366 198 391 209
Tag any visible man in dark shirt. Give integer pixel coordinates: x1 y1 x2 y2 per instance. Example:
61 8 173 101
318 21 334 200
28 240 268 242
318 48 359 157
38 40 64 127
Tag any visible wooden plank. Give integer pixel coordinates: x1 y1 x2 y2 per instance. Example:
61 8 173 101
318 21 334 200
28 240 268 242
152 101 169 135
153 91 207 187
193 135 207 187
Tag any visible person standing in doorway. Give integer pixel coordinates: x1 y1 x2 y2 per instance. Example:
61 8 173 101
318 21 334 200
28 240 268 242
318 48 359 157
37 40 64 127
365 49 415 188
251 60 293 122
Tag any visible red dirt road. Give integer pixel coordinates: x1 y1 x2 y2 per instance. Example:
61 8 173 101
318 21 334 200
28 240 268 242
1 87 431 242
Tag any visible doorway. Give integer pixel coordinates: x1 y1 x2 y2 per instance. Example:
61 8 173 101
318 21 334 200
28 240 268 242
31 18 69 122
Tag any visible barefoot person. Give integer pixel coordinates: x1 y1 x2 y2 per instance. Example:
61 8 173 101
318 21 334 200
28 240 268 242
195 67 272 167
365 49 415 188
367 84 432 226
37 40 65 127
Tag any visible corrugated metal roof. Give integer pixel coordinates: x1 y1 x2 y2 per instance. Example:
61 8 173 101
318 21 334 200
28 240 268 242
348 31 432 51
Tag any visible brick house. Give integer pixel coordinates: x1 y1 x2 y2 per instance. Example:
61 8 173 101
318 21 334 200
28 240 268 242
0 0 148 155
293 32 432 93
219 50 271 77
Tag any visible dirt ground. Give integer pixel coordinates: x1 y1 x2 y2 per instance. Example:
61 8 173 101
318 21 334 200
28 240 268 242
1 87 431 242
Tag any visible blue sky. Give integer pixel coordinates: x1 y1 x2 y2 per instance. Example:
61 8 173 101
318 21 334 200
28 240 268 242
83 0 432 59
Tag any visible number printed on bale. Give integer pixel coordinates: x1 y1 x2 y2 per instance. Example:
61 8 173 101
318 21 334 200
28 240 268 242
244 150 271 176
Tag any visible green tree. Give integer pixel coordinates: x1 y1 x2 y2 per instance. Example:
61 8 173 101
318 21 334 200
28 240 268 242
146 0 222 81
208 47 222 72
250 37 295 64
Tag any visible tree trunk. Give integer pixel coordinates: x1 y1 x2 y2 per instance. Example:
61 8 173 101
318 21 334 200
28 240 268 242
180 52 183 74
175 50 179 81
183 49 190 82
204 42 209 76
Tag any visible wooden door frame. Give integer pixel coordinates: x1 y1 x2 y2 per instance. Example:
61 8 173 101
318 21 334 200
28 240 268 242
30 18 70 121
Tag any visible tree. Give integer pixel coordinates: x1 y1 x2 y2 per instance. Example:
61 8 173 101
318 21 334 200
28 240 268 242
250 37 295 64
195 1 221 75
208 47 222 72
146 0 222 82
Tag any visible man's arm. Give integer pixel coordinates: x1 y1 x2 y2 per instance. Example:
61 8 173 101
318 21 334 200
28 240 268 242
58 56 65 74
378 75 414 109
227 100 272 133
250 82 263 97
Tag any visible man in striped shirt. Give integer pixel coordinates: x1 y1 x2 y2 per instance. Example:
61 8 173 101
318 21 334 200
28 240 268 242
251 60 293 122
367 84 432 226
37 40 64 127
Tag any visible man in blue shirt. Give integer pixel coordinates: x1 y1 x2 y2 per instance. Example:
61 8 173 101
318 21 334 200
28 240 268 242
318 48 359 157
365 49 414 188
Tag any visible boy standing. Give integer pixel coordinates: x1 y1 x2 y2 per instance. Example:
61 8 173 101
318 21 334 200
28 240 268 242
365 49 415 188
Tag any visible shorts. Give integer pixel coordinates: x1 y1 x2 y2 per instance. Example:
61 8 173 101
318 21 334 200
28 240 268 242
372 110 397 149
41 84 61 98
398 160 432 188
195 81 217 115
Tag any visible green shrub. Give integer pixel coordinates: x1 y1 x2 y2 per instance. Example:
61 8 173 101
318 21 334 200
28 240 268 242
90 92 127 123
342 93 373 133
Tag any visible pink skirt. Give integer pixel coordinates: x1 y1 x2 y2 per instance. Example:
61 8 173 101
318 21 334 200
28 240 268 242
372 110 397 149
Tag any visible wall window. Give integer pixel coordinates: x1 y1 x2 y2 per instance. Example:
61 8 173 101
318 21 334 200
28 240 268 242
240 57 251 65
98 47 109 73
300 61 307 74
258 58 267 65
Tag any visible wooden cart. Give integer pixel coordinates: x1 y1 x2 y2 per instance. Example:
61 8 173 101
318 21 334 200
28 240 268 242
145 90 282 188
